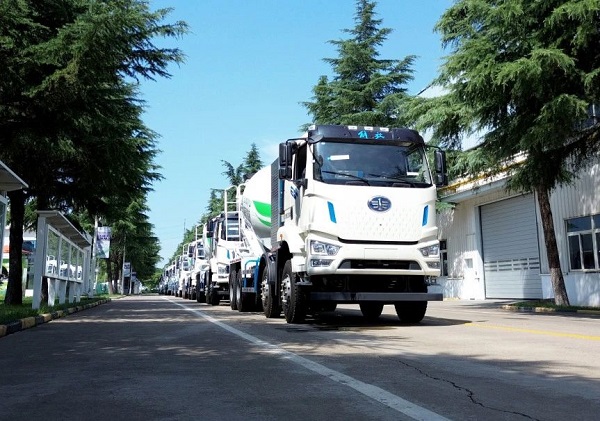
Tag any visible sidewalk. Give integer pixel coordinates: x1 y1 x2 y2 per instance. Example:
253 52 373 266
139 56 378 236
0 298 111 339
437 298 600 316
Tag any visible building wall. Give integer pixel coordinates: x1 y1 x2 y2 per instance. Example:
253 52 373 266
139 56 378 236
438 162 600 306
438 187 517 299
538 162 600 306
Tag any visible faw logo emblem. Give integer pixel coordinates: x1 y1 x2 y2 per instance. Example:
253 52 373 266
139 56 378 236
368 196 391 212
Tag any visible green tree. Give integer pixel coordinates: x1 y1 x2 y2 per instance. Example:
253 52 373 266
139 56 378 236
220 143 264 212
0 0 187 304
410 0 600 305
302 0 415 128
243 143 264 177
196 143 264 249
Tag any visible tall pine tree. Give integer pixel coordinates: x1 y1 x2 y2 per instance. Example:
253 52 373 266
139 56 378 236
409 0 600 305
302 0 415 128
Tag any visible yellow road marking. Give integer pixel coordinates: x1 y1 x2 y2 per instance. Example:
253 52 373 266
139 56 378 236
465 322 600 341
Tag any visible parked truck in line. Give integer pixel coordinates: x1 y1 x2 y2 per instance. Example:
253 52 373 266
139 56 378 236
186 237 208 301
228 124 448 323
175 253 190 298
202 211 242 306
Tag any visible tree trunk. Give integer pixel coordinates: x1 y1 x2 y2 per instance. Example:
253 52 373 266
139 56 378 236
5 189 25 305
536 186 570 306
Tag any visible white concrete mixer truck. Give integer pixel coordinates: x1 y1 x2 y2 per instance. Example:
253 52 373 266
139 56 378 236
202 211 241 306
229 124 448 324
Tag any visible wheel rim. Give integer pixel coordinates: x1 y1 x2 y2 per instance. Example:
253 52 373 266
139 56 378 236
261 271 269 306
281 272 291 311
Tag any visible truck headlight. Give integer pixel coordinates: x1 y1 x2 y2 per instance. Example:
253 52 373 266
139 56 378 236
310 240 340 256
419 244 439 257
217 264 228 275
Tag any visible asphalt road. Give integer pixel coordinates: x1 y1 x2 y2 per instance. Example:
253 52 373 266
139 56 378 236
1 295 599 421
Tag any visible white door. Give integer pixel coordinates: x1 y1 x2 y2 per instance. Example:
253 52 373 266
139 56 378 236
481 194 542 299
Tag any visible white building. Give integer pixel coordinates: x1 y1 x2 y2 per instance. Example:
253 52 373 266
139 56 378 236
436 160 600 307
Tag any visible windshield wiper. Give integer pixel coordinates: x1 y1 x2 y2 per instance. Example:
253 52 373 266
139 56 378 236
321 170 371 185
365 173 429 187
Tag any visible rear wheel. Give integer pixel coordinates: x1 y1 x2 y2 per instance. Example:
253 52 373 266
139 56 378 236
281 259 306 324
360 302 383 321
261 265 280 318
395 301 427 323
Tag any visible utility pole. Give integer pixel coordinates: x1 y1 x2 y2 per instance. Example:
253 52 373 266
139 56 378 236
89 216 98 297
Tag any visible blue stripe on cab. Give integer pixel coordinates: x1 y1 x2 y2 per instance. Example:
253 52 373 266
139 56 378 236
328 202 337 223
422 205 429 226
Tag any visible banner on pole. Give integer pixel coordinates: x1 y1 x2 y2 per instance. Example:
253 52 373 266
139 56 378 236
123 262 131 277
96 226 111 259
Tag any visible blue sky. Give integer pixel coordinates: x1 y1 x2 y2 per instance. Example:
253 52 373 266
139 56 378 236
140 0 453 266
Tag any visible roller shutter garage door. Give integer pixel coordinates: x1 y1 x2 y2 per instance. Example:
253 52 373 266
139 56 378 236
481 194 542 299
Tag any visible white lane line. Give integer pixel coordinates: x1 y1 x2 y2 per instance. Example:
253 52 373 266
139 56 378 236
170 299 450 421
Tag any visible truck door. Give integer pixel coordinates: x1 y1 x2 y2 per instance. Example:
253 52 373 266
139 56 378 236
292 144 307 225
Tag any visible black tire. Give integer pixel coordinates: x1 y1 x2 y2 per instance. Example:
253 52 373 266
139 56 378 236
236 270 253 312
197 274 206 303
394 301 427 323
281 259 306 324
209 286 220 306
261 265 280 318
360 302 384 321
205 272 212 304
230 270 238 310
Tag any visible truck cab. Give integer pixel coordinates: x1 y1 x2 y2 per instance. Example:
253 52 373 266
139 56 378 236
267 124 448 323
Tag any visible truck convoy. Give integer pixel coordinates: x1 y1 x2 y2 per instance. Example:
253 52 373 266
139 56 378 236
226 124 448 324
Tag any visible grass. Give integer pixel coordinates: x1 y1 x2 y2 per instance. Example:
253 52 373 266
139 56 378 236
0 294 114 325
508 299 600 313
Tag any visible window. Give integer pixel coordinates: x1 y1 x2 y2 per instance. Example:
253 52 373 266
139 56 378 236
440 240 448 276
567 214 600 271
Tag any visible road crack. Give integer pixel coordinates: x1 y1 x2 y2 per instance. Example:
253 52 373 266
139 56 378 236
388 357 541 420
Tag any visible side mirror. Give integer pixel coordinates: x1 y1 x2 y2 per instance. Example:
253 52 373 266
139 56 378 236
434 150 448 186
278 142 293 179
206 220 215 238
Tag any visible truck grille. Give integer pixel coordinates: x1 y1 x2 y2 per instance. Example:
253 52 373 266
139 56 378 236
311 274 426 293
338 260 421 270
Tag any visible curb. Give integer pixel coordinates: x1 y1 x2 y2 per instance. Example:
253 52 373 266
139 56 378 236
0 298 111 339
502 304 600 316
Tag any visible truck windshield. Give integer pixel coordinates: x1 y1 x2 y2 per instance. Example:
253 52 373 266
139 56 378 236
312 141 433 187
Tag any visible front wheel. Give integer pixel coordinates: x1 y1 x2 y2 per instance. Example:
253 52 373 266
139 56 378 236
236 270 253 312
281 259 306 324
230 270 238 311
209 286 220 306
395 301 427 323
360 302 383 321
205 274 212 304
